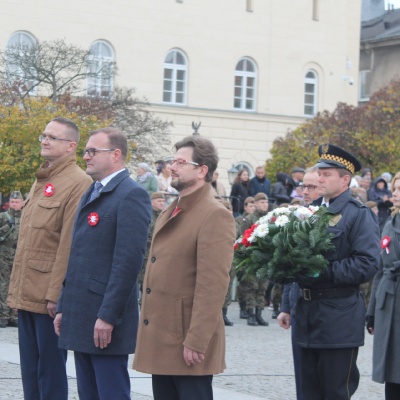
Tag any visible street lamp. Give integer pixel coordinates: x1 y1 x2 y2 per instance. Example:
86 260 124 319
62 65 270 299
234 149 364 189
228 165 239 185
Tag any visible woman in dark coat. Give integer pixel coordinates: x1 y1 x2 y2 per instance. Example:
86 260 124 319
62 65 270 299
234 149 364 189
367 171 400 400
230 169 250 217
368 176 393 231
271 172 291 205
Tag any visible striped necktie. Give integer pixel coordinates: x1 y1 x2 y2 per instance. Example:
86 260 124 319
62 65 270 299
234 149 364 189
88 181 103 203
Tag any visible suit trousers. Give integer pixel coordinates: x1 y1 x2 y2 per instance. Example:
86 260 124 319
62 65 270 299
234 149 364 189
18 310 68 400
291 317 304 400
74 352 130 400
152 374 213 400
300 347 359 400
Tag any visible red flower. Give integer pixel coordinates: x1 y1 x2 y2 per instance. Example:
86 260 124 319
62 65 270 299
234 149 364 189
242 224 258 247
234 243 239 250
270 216 277 223
44 183 54 197
88 212 100 226
381 236 390 254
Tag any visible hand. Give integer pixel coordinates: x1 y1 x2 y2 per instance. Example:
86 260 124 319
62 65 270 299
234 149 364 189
47 301 57 318
54 313 62 336
277 312 291 329
183 345 205 367
94 318 114 349
366 315 374 335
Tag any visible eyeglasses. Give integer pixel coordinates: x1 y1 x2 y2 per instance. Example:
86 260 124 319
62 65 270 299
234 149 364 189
38 134 73 143
171 159 203 168
83 148 115 157
298 184 318 192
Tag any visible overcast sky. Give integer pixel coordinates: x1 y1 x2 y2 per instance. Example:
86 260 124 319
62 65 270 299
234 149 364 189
386 0 400 9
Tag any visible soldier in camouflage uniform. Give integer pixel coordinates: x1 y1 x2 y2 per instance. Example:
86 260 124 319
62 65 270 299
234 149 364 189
240 192 270 326
138 192 165 297
234 197 255 319
0 191 23 328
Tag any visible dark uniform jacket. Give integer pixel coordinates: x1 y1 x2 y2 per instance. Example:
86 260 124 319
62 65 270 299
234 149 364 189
295 189 380 348
57 169 151 355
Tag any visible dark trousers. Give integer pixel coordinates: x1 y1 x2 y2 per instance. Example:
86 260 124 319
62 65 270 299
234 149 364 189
152 374 213 400
291 317 304 400
74 352 130 400
301 347 359 400
385 382 400 400
18 310 68 400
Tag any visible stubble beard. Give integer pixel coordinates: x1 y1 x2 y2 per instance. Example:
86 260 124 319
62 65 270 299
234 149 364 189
171 177 196 193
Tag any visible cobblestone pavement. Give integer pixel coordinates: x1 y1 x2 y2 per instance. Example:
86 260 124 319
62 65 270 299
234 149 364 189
0 302 384 399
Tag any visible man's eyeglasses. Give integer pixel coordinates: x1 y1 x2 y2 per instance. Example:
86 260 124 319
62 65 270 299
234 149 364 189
83 148 115 157
297 184 318 192
38 134 73 143
171 159 203 168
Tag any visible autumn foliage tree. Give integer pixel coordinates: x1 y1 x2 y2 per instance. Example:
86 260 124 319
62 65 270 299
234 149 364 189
265 79 400 181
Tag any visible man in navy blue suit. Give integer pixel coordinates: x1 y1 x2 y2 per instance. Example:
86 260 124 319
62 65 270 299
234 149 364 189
54 127 151 399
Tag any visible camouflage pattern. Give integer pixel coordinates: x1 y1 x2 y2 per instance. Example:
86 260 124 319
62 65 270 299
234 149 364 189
223 263 236 308
235 212 253 238
138 207 162 291
239 277 268 309
271 283 282 307
0 208 21 324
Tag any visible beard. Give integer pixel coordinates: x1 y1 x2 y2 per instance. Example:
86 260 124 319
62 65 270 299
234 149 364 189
171 176 197 192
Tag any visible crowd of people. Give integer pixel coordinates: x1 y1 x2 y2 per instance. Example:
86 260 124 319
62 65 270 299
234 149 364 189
0 122 399 399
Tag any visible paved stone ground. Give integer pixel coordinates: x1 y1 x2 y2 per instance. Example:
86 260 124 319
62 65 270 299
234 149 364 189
0 302 384 399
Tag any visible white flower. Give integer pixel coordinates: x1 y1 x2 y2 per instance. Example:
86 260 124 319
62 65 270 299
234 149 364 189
308 205 319 213
293 206 313 221
275 215 289 227
248 232 257 243
253 223 269 238
273 207 291 216
258 214 272 224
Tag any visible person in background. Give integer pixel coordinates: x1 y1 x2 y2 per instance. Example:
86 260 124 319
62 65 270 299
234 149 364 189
211 171 226 198
137 162 159 195
381 172 393 191
368 176 393 231
367 171 400 400
0 191 24 328
230 169 250 217
7 117 92 400
290 167 305 200
139 192 166 295
235 196 256 319
272 173 291 205
249 166 270 198
278 166 320 400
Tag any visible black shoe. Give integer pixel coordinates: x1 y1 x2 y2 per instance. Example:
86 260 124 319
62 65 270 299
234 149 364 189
239 302 248 319
255 308 269 326
272 305 280 319
246 309 258 326
222 308 234 326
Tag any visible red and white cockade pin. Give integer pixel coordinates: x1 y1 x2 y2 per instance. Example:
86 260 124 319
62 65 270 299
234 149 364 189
381 236 390 254
88 212 100 227
44 183 55 197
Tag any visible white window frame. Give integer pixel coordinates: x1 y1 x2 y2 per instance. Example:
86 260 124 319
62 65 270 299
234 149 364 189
87 40 114 97
304 70 318 116
359 70 371 102
162 50 187 105
6 31 37 94
234 57 257 111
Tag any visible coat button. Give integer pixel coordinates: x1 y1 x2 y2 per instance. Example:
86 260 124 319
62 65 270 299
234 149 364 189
151 256 156 263
144 319 149 325
146 288 151 294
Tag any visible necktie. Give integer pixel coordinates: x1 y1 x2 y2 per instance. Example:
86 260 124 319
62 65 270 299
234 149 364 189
88 181 103 203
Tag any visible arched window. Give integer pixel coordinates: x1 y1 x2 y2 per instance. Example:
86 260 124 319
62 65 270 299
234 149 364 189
163 50 187 105
87 41 114 97
234 162 254 179
234 57 257 111
304 70 318 116
6 31 37 92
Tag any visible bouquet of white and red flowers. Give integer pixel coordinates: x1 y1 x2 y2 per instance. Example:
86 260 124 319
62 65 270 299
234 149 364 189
234 205 334 284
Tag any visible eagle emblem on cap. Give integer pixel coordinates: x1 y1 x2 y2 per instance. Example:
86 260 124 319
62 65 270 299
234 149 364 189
321 144 329 154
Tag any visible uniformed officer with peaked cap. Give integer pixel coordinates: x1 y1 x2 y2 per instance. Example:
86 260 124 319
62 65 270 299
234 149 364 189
294 143 380 399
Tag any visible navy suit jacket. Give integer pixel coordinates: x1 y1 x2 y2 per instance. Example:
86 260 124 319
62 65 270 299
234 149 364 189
57 169 151 355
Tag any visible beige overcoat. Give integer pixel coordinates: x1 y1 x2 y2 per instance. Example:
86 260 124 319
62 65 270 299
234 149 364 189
133 183 236 375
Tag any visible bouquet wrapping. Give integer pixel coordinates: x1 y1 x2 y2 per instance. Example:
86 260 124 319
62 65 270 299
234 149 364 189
234 205 334 284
